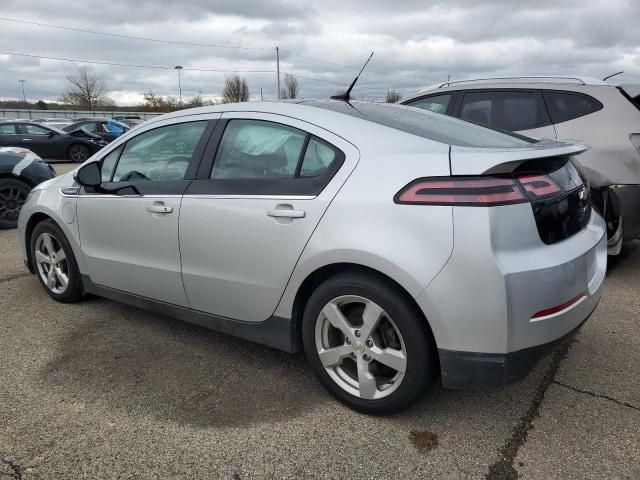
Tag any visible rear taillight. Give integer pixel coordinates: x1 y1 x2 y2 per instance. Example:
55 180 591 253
395 172 569 206
516 174 562 200
394 177 527 206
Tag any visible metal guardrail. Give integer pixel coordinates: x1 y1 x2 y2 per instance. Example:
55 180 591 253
0 108 163 120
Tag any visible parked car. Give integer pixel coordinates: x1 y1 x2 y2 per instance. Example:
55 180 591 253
0 121 106 162
0 147 56 228
63 118 130 143
18 101 606 414
401 76 640 255
113 115 146 128
33 118 74 130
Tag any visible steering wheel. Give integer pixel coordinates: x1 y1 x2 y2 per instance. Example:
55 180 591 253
166 155 190 165
119 170 150 182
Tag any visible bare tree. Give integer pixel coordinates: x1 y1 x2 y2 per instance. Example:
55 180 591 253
222 75 249 103
140 91 181 112
281 73 299 99
60 67 112 110
385 90 402 103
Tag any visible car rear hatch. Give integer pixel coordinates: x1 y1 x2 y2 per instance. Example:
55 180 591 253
449 141 591 244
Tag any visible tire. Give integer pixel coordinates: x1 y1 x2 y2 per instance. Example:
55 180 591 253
67 143 90 163
302 272 438 415
0 178 31 229
30 219 84 303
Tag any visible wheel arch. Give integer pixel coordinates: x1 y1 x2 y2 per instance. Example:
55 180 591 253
0 173 35 188
289 262 439 366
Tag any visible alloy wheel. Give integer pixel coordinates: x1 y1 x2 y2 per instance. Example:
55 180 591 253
0 185 27 222
34 232 69 294
69 144 89 162
315 295 407 400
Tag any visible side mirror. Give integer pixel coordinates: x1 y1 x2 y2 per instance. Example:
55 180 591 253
74 162 102 188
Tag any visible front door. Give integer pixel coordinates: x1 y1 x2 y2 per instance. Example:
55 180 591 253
179 113 359 321
77 118 214 306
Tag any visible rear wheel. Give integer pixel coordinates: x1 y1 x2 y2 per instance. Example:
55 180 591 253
0 179 30 229
30 219 84 302
67 143 90 162
302 272 437 414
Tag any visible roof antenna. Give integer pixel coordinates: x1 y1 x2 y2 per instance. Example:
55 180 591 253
603 71 624 82
330 52 374 102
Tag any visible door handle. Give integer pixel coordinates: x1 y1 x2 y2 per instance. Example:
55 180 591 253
146 202 173 214
267 209 305 218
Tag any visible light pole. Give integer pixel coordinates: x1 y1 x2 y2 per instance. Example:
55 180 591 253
18 80 26 106
174 65 183 107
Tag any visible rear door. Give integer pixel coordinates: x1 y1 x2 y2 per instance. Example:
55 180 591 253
456 90 557 140
179 112 359 321
0 123 21 148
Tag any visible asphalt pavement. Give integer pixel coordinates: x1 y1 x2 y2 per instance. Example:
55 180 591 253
0 163 638 479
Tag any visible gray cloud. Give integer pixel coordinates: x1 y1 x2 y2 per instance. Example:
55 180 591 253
1 0 639 105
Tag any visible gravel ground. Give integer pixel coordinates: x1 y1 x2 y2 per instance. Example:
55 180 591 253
0 163 637 479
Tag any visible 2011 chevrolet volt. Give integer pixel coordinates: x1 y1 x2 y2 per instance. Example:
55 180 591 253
18 100 607 414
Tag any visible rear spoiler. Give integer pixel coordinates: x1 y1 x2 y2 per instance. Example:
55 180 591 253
450 140 589 176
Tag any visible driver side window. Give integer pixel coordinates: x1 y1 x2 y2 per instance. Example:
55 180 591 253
112 121 208 182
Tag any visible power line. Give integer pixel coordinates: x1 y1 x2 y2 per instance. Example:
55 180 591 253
0 16 273 51
1 52 275 73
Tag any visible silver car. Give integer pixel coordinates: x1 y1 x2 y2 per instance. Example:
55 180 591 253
18 101 607 414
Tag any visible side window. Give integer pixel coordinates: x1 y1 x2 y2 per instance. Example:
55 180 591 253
23 124 51 135
0 124 17 134
80 122 98 132
543 91 603 123
460 91 546 131
211 120 306 179
100 146 122 182
405 94 453 114
300 138 338 177
112 121 208 182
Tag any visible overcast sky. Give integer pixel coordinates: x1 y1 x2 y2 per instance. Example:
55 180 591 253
2 0 639 106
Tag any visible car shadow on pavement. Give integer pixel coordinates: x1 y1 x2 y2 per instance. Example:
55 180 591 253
41 298 327 428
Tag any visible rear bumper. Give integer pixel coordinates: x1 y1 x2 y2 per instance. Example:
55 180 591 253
438 301 598 388
415 203 607 388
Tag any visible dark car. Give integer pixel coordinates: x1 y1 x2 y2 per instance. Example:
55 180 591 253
0 147 56 228
63 119 130 143
0 122 106 162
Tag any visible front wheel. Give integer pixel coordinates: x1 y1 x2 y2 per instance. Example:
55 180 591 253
302 272 437 415
30 219 84 302
67 143 90 162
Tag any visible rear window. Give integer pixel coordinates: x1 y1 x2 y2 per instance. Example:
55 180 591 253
404 94 452 114
304 100 535 148
543 91 602 123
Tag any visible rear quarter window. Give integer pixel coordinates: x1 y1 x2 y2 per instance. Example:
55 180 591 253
543 91 603 123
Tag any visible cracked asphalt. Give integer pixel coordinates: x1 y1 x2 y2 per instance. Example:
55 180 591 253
1 163 638 479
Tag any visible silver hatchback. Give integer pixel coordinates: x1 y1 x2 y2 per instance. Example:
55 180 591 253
18 101 607 414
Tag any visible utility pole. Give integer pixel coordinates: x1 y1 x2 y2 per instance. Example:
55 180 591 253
174 65 183 106
276 46 281 100
260 87 263 101
18 80 26 106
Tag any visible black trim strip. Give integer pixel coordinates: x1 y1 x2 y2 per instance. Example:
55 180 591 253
82 275 298 353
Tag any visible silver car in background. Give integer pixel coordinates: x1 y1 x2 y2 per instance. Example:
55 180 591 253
18 101 606 414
